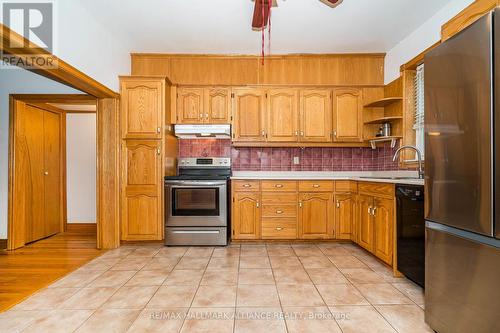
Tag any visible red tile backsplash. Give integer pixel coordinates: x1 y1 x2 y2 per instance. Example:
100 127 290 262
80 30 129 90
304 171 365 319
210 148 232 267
178 139 402 171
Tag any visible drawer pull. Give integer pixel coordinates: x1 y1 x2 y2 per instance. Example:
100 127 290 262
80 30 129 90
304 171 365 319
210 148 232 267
275 227 284 231
313 184 320 188
276 210 284 214
275 184 283 188
243 184 252 188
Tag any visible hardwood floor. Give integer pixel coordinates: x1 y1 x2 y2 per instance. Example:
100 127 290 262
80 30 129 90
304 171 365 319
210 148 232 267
0 230 103 312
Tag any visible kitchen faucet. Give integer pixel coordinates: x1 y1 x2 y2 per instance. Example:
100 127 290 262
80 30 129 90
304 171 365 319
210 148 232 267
392 145 424 179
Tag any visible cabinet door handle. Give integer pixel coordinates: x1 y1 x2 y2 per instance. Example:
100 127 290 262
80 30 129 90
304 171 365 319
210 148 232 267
295 131 299 136
372 207 377 216
336 200 340 208
313 184 320 188
199 113 203 119
333 130 337 137
44 171 49 176
157 148 161 155
276 210 283 214
243 184 252 188
157 127 161 133
256 202 260 208
299 202 303 208
368 206 372 215
276 227 283 231
261 130 266 137
300 131 304 136
275 184 283 188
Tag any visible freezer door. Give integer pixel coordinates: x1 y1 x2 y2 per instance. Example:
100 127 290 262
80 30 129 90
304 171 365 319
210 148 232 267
425 12 493 237
495 9 500 239
425 224 500 333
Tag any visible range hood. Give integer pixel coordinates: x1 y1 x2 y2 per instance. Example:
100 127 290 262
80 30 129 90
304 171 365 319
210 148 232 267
174 124 231 138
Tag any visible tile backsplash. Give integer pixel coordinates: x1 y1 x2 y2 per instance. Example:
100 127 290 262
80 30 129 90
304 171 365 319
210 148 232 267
178 139 401 171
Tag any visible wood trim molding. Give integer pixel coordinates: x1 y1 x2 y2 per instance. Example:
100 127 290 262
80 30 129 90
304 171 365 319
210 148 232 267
1 24 118 98
400 42 440 72
66 223 97 233
441 0 500 42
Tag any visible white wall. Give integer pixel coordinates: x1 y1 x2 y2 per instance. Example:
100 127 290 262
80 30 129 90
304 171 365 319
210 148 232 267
384 0 475 83
66 113 96 223
0 68 82 239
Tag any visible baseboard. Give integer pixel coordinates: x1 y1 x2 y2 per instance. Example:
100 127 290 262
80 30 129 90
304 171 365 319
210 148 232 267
66 223 97 233
0 239 7 249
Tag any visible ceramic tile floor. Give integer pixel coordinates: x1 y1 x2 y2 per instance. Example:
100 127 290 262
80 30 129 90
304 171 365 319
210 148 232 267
0 242 432 333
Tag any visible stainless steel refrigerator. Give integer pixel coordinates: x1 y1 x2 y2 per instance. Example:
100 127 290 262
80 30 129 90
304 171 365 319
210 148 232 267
425 9 500 333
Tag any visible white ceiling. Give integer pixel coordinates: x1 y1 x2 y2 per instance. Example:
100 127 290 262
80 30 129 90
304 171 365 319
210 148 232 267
77 0 453 55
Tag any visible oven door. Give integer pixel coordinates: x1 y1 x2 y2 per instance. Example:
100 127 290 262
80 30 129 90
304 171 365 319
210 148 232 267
166 180 227 227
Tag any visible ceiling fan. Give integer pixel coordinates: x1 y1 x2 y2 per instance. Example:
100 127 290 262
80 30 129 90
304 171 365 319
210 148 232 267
252 0 343 30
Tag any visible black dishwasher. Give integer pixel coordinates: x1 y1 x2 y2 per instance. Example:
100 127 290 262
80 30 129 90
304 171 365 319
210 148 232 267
396 184 425 288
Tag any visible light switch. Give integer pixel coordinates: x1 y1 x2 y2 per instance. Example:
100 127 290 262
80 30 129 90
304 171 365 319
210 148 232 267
293 156 300 165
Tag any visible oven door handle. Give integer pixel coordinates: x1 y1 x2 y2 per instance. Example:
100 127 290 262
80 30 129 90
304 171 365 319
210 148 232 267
171 230 221 234
166 181 227 187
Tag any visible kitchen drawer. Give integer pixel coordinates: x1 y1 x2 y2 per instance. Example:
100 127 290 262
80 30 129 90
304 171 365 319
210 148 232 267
299 180 334 192
262 204 297 218
261 180 298 192
261 192 298 203
262 219 297 239
232 180 260 192
358 182 395 198
335 180 358 193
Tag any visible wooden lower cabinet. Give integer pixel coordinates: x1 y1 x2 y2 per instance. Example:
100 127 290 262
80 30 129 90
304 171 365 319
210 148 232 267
232 192 261 240
357 194 374 252
373 197 394 265
298 192 334 239
335 193 354 240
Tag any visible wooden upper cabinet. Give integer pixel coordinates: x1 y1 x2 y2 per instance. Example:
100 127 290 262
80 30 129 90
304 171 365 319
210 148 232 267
299 90 332 142
373 197 394 265
335 193 354 240
204 88 231 124
121 140 163 241
120 78 164 139
357 194 374 252
267 89 299 142
177 87 204 124
298 192 334 239
232 89 266 142
232 192 261 240
332 88 363 142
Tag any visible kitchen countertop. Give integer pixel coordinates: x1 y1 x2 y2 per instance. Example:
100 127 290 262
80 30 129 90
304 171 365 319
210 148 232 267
231 171 425 186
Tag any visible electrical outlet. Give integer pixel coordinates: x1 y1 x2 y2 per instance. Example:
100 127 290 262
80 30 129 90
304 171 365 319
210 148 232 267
293 156 300 165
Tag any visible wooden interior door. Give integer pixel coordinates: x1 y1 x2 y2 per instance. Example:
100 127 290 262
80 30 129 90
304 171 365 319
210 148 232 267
299 90 332 142
177 87 204 124
267 89 299 142
335 193 353 240
232 192 261 239
373 197 394 265
204 88 231 124
357 194 374 252
298 192 334 239
332 88 363 142
121 140 163 240
121 78 164 138
43 110 63 238
232 89 266 142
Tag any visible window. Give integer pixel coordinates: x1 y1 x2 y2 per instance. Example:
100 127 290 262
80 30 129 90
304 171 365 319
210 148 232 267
413 64 425 160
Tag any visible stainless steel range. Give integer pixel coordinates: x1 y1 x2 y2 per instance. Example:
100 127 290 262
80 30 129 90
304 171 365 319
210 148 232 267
164 157 231 246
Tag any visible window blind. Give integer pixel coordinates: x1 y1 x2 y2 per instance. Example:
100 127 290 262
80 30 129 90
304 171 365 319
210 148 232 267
413 64 425 159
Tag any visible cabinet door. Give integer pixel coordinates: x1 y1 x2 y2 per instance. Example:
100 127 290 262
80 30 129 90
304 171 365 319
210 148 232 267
299 90 332 142
298 193 334 239
373 197 394 265
204 88 231 124
232 89 266 142
121 140 163 240
357 194 374 252
121 79 164 139
177 87 204 124
332 88 363 142
232 192 261 240
335 193 353 240
267 89 299 142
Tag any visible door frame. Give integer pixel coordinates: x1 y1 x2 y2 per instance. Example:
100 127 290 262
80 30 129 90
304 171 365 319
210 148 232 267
8 95 99 249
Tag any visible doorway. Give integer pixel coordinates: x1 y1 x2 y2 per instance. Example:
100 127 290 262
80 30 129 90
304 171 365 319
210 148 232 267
8 94 98 249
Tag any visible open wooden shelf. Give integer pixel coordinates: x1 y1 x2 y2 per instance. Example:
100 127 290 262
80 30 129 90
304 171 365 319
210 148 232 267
364 97 403 108
364 116 403 125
